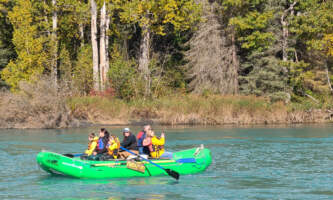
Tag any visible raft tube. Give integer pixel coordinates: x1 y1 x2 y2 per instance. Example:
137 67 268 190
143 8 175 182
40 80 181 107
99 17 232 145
36 146 212 179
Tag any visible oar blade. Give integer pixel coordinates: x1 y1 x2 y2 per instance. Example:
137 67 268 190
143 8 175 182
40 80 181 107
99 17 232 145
63 153 74 158
165 169 179 180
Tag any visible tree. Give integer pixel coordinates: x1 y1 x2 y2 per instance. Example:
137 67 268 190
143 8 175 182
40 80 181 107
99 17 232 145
51 0 58 87
186 0 238 94
99 0 111 91
229 0 293 100
0 0 15 75
289 0 333 95
90 0 99 91
1 0 49 90
73 45 93 94
119 0 201 96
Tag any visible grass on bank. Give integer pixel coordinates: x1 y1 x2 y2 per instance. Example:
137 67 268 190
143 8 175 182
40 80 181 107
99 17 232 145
2 78 332 128
67 94 294 125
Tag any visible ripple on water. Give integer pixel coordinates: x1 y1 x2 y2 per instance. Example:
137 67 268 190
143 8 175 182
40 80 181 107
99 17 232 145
2 125 333 199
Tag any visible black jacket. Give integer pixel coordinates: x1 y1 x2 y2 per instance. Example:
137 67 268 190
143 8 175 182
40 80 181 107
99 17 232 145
121 133 138 150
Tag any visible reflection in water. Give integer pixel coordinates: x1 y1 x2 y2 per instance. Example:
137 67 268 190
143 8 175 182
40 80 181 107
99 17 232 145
38 175 178 187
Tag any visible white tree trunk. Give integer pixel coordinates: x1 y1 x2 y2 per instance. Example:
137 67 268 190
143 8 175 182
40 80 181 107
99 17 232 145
281 2 297 62
51 0 58 88
99 1 106 91
91 0 99 91
105 12 110 88
231 26 239 94
138 25 151 97
326 63 333 94
79 23 84 47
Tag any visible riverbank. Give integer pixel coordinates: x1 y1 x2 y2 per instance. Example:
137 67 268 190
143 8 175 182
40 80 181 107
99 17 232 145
67 95 333 127
1 81 332 129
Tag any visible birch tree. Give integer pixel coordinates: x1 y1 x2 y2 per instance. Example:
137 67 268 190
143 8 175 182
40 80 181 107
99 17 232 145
90 0 99 91
99 1 106 90
51 0 58 87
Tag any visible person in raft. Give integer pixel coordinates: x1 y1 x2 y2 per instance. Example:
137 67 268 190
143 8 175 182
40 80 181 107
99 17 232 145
145 130 173 159
106 134 121 159
118 127 138 159
137 124 151 155
92 128 110 160
81 133 99 160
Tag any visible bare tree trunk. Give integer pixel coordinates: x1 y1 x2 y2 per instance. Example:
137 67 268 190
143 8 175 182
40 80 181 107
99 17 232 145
91 0 99 91
105 11 110 89
326 63 333 94
281 2 297 62
138 25 151 97
230 26 239 94
51 0 58 88
79 23 84 47
99 1 106 91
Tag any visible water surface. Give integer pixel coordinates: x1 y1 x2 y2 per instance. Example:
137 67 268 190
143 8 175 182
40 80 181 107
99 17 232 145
1 125 333 199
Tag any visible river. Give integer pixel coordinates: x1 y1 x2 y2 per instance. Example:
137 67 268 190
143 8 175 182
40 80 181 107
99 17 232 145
1 125 333 199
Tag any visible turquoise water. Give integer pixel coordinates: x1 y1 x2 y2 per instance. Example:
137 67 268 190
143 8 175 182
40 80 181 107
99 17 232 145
2 125 333 199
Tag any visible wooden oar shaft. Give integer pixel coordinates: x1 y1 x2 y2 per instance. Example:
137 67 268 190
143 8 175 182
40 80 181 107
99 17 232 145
92 163 123 167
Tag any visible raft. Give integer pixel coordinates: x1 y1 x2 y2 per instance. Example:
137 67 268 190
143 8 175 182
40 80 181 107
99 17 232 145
36 146 212 179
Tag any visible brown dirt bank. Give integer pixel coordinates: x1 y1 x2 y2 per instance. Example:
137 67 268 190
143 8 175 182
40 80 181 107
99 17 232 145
0 80 80 129
1 86 333 128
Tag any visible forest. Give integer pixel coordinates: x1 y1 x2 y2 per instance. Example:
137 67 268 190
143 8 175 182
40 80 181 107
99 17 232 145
0 0 332 128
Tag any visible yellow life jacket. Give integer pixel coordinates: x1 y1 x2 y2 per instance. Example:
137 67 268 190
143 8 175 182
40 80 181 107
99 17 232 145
85 137 98 156
107 136 120 158
150 136 165 158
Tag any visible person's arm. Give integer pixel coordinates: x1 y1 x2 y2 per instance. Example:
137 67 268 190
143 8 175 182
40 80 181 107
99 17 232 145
142 137 151 146
121 138 131 147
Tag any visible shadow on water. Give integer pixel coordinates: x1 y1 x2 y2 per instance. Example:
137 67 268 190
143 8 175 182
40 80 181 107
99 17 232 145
37 175 179 187
35 175 188 200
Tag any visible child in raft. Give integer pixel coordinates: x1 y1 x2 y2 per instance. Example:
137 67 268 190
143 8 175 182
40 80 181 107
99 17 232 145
100 134 121 160
81 133 99 160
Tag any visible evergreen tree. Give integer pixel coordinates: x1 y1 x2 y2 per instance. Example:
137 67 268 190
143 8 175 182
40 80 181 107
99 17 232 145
289 0 333 95
232 0 291 100
0 0 15 74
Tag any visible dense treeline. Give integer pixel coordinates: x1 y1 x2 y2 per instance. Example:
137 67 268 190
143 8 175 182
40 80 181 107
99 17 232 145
0 0 332 104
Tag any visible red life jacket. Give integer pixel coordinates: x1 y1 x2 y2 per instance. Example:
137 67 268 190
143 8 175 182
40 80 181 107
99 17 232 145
137 131 144 140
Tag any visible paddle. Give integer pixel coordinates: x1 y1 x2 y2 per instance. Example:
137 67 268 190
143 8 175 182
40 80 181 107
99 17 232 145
120 146 180 180
63 153 84 158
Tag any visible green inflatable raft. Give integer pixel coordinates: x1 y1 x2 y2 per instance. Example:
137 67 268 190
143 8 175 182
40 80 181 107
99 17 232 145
36 146 212 179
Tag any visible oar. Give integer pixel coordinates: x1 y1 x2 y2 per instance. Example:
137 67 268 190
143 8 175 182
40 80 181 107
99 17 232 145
63 153 84 158
120 146 180 180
